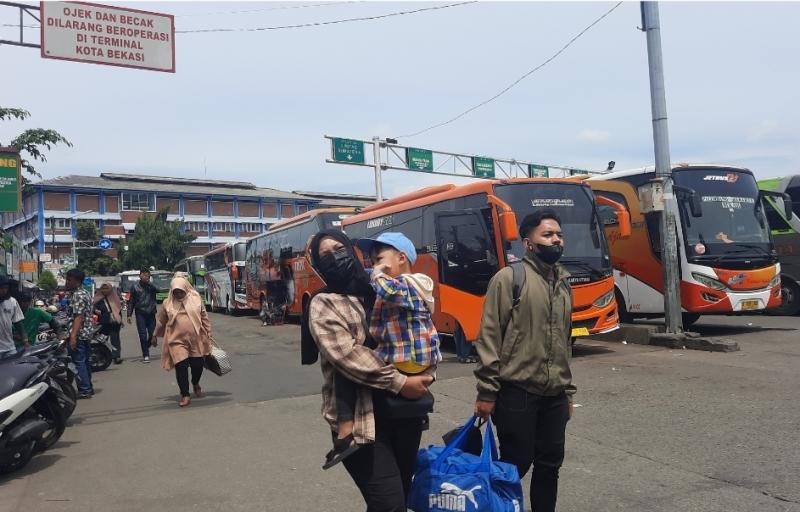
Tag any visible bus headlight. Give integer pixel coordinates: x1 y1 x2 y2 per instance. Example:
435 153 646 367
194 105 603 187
691 272 727 291
592 290 614 308
768 274 781 288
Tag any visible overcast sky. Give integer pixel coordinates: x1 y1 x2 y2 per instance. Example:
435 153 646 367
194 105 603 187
2 1 798 198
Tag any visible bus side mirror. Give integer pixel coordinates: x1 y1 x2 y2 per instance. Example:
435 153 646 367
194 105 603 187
674 185 703 217
500 211 519 241
617 209 631 238
487 194 519 241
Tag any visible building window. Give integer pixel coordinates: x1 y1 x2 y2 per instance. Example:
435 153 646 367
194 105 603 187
213 222 233 232
281 204 294 219
121 192 153 211
241 222 262 232
297 204 308 214
185 221 209 232
45 218 72 229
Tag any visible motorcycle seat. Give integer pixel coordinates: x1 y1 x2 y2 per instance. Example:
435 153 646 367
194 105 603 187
23 342 59 357
0 360 44 397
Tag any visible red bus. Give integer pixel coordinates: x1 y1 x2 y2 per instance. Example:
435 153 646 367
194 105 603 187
244 208 355 319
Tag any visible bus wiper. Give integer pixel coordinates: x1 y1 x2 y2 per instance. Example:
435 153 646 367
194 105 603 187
559 258 606 278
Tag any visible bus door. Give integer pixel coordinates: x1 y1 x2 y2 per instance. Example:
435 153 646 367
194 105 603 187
435 209 500 340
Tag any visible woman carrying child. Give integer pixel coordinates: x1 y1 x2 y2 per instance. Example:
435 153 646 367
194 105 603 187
301 230 434 512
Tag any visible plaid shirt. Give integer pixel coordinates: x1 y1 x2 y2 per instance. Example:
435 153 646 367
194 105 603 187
308 293 406 444
369 272 442 369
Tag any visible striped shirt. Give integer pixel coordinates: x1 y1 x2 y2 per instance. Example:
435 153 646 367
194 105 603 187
308 293 406 444
369 272 442 371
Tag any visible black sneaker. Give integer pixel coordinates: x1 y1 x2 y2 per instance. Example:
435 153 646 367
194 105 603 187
114 358 123 365
323 434 360 470
77 393 92 399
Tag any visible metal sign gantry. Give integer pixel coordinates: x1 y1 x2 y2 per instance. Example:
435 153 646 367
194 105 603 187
325 135 603 201
0 1 40 49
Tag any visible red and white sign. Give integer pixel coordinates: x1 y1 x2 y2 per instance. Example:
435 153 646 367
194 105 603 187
40 1 175 73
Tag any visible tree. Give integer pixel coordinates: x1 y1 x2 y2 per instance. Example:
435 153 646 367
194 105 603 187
1 107 72 183
74 219 120 276
122 208 195 270
37 270 58 292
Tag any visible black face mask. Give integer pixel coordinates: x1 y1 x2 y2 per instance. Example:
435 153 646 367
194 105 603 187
318 248 357 285
533 243 563 265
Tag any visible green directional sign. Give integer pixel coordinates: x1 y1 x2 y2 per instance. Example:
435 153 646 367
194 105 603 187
473 157 495 178
332 138 365 164
0 149 21 213
406 147 433 172
529 164 549 178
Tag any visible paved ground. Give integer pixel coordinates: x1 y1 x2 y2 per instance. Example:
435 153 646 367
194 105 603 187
1 311 798 512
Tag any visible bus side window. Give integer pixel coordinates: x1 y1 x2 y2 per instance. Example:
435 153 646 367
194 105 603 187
436 210 499 296
644 212 662 260
764 199 792 232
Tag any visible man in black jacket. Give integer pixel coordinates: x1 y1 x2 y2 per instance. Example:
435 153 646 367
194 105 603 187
127 268 157 363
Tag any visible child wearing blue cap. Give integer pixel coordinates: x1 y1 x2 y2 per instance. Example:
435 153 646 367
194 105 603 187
323 232 442 470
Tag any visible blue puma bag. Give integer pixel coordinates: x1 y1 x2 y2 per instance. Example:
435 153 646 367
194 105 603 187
408 415 524 512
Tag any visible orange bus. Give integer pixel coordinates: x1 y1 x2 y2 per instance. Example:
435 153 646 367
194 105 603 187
342 178 630 342
586 164 783 326
244 208 355 319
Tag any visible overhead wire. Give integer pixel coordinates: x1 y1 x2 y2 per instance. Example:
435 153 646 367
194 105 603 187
174 1 362 17
398 1 624 139
176 1 477 34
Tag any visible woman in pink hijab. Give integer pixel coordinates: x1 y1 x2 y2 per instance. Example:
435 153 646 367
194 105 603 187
154 277 213 407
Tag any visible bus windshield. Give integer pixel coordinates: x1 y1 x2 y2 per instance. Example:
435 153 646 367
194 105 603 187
150 272 173 292
233 243 246 262
493 182 611 278
674 169 772 259
318 212 353 230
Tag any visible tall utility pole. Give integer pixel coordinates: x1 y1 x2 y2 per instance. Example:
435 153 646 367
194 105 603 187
642 1 683 333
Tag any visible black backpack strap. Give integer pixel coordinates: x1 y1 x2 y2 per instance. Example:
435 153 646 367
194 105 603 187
510 261 526 308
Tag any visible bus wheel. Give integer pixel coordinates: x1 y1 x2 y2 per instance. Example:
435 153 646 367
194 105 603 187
681 313 701 328
773 278 800 316
614 288 634 324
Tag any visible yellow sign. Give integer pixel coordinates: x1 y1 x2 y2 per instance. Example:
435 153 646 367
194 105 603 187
740 299 760 311
19 261 37 273
571 327 590 337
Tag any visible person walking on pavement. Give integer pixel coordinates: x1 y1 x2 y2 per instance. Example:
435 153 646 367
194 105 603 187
301 230 433 512
0 276 28 357
65 268 95 399
474 209 576 512
127 268 158 363
154 277 213 408
94 283 124 364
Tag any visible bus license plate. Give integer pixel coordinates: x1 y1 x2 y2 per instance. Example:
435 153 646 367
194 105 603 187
740 300 760 310
571 327 590 337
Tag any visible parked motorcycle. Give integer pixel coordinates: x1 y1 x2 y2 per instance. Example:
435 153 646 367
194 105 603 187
0 354 68 474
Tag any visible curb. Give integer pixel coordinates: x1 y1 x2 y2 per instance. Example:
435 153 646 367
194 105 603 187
589 324 740 352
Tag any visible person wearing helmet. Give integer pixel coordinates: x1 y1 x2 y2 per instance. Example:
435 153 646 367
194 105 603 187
35 299 46 309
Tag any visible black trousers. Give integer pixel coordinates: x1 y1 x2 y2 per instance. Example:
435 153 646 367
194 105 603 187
492 385 570 512
100 323 122 359
175 357 204 397
341 404 425 512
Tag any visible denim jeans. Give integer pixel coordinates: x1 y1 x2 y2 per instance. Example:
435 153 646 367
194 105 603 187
454 324 476 360
70 338 93 395
135 312 156 358
492 386 570 512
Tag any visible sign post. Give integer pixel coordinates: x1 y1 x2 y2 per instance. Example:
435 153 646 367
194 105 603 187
0 148 21 213
332 138 365 164
473 157 495 178
406 148 434 172
529 164 549 178
40 1 175 73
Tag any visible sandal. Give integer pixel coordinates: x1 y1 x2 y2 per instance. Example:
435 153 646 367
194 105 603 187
179 396 191 408
193 386 205 398
323 434 361 470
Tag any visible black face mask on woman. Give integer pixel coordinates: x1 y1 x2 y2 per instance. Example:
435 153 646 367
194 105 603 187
318 248 358 285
